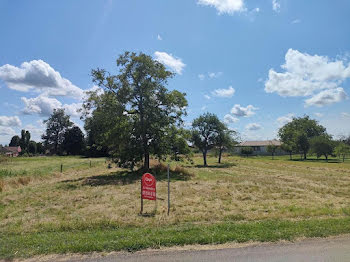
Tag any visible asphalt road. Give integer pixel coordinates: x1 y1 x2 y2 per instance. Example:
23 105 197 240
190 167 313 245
58 236 350 262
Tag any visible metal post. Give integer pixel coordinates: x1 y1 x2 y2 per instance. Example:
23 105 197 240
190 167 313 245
140 177 143 214
60 164 63 173
167 164 170 215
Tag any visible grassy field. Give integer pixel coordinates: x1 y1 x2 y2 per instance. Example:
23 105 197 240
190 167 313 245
1 154 350 258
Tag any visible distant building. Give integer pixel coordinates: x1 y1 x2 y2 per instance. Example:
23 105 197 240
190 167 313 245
234 140 286 156
0 146 22 157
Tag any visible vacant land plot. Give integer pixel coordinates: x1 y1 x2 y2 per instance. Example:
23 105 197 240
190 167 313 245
1 155 350 258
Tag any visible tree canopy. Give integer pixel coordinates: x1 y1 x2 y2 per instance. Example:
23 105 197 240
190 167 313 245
278 116 327 159
84 52 188 170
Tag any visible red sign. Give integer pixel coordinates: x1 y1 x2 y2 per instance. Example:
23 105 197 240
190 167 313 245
141 173 156 200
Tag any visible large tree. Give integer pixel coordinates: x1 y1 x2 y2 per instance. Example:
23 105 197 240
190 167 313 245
278 116 327 160
63 126 85 155
42 109 73 154
85 52 187 170
192 113 222 166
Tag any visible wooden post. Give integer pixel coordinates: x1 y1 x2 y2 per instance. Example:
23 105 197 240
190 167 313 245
167 164 170 215
90 160 91 168
60 164 63 173
140 177 143 214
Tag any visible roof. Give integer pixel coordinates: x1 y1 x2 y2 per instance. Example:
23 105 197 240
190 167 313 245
0 146 21 153
237 140 282 147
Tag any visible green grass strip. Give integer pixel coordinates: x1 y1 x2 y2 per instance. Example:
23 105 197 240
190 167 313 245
2 218 350 258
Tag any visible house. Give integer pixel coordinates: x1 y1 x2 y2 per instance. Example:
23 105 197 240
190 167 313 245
234 140 286 156
0 146 22 157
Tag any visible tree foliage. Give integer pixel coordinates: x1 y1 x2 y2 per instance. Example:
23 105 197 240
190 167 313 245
9 135 20 147
63 126 85 155
42 109 73 154
309 135 334 160
84 52 187 170
267 144 278 160
216 126 237 163
278 116 327 160
334 142 350 162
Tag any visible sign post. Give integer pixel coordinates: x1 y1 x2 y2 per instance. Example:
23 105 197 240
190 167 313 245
167 164 170 215
140 173 156 214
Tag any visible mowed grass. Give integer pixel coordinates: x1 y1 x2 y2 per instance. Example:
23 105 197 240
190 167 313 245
1 154 350 258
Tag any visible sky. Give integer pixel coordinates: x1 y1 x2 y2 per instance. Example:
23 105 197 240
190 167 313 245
0 0 350 144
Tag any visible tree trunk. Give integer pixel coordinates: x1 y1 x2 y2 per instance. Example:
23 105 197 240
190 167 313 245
218 148 222 163
289 152 292 160
343 155 345 162
325 154 328 162
303 151 307 160
203 150 207 166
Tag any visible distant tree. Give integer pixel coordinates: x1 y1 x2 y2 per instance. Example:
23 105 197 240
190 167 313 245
192 113 222 166
278 116 327 160
167 127 192 162
309 135 334 161
281 142 294 160
42 109 73 154
36 142 45 155
9 135 20 147
19 130 31 153
28 141 37 155
267 144 278 160
241 147 253 157
334 143 350 162
216 127 237 163
85 52 187 170
63 126 85 155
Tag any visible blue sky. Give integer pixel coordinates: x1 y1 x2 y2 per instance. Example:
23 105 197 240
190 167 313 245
0 0 350 144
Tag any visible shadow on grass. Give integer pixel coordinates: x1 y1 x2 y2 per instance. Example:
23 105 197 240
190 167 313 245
193 162 237 169
80 165 193 187
291 158 341 164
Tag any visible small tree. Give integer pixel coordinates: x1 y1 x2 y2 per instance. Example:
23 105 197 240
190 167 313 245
28 141 37 155
334 143 350 162
216 128 237 163
42 109 73 154
310 135 334 161
9 135 20 147
267 144 278 160
192 113 222 166
241 147 253 157
281 142 294 160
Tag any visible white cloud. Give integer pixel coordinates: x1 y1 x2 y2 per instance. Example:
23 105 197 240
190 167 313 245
21 95 82 117
212 86 235 98
204 94 211 99
291 19 301 24
342 112 350 118
157 34 162 40
0 116 21 127
276 113 294 127
230 104 257 117
154 51 185 74
265 49 350 106
24 120 45 142
304 88 348 107
314 112 324 118
198 74 205 80
0 60 84 99
245 123 261 131
272 0 280 12
201 106 207 111
197 0 245 15
0 126 16 136
224 114 239 124
208 72 223 78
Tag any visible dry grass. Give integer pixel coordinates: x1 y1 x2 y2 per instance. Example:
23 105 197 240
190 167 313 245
1 155 350 234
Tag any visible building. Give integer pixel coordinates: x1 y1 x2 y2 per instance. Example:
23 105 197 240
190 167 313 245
234 140 285 156
0 146 22 157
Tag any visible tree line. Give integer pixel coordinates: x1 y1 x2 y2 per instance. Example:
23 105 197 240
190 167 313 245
5 51 350 165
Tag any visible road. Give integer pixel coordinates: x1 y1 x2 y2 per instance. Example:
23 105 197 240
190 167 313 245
37 235 350 262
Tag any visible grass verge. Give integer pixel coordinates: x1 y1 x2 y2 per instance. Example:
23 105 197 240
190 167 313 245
2 217 350 258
